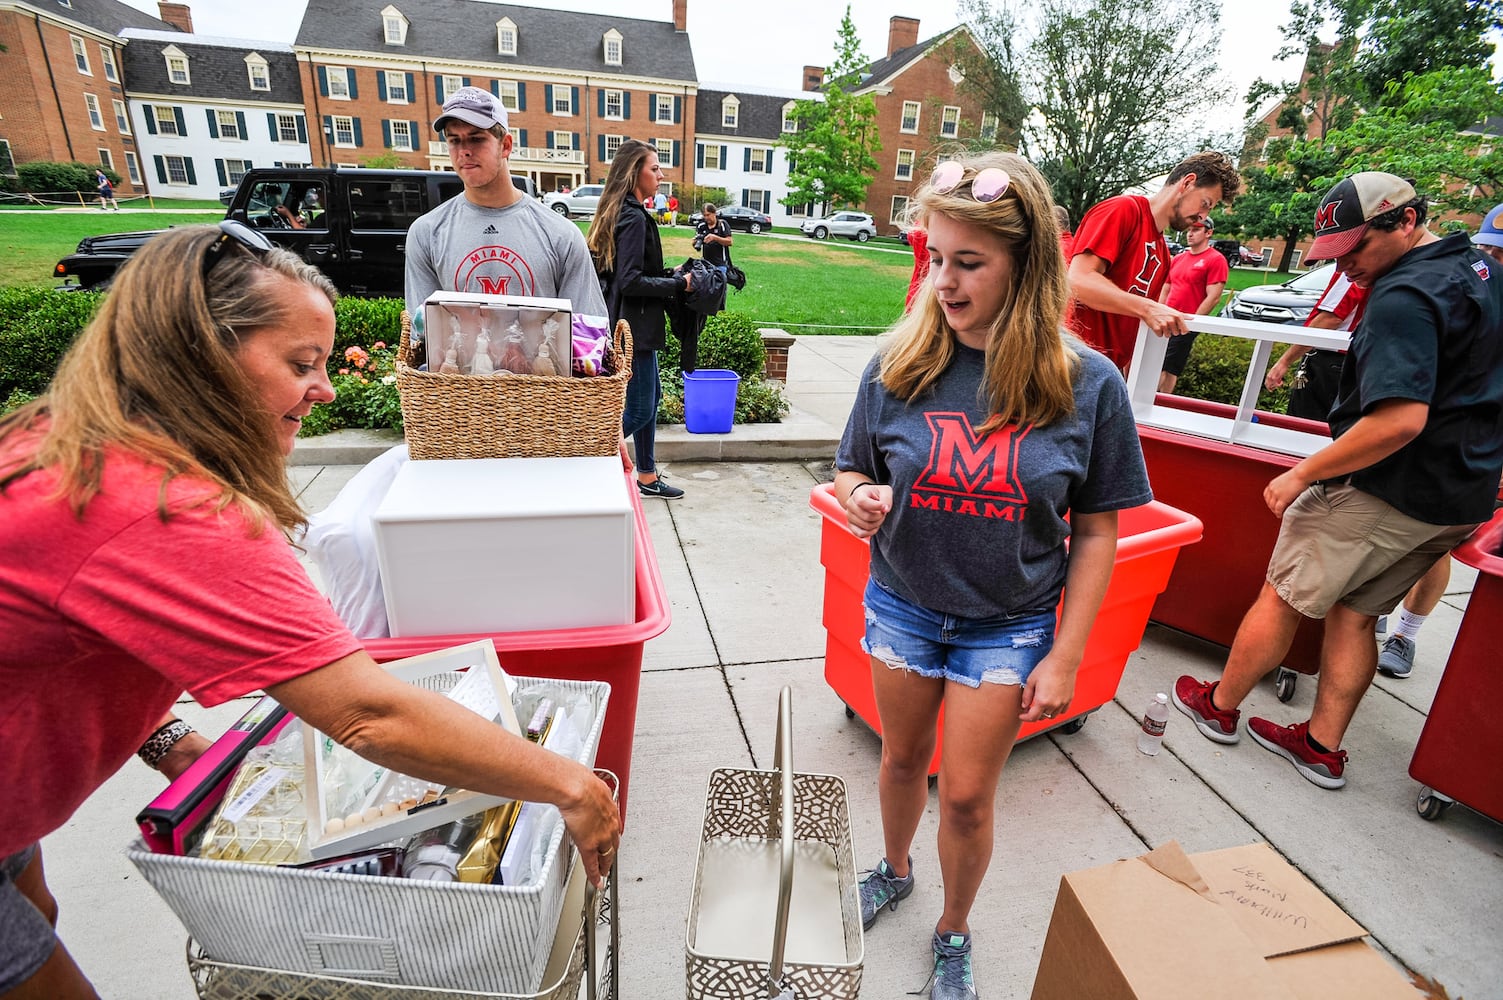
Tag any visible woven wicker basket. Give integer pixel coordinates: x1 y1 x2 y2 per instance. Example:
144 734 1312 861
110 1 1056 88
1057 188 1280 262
395 312 632 461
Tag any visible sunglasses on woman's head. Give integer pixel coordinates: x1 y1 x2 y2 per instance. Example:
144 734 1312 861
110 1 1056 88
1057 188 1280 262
202 220 274 277
930 160 1011 203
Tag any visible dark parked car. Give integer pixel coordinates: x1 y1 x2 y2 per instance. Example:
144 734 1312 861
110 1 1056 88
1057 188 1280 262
688 205 773 234
1220 261 1335 324
1212 238 1266 267
57 167 464 296
1166 240 1187 256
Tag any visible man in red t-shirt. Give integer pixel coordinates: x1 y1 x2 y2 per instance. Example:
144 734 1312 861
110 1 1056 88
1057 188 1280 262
1157 218 1229 392
1067 151 1242 372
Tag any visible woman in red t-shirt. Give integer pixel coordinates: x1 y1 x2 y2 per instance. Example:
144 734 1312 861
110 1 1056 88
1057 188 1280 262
0 225 620 997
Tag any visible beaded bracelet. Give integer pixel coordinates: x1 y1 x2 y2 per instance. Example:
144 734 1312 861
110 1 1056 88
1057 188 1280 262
137 719 195 770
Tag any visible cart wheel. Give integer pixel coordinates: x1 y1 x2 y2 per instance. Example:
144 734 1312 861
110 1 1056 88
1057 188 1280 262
1061 713 1090 735
844 703 856 719
1416 786 1454 821
1274 666 1297 703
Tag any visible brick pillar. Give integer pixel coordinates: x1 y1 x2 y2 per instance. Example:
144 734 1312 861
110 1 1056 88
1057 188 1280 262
759 328 795 383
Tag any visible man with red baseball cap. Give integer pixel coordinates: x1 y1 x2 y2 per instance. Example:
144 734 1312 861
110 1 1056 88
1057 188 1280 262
1174 171 1503 790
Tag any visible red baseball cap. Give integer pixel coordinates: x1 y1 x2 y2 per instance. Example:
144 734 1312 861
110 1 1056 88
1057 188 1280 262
1307 172 1416 260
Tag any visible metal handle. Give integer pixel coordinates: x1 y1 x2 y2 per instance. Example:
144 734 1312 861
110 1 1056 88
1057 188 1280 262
767 686 795 998
583 768 620 1000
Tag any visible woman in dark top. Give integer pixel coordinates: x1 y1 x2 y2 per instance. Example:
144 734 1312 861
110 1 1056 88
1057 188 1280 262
586 139 691 500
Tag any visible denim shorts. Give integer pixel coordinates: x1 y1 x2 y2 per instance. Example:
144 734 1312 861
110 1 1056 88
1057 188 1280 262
862 578 1056 688
1 845 54 993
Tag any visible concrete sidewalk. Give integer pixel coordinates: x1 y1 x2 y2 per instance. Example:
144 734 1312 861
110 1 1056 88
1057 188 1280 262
44 336 1501 999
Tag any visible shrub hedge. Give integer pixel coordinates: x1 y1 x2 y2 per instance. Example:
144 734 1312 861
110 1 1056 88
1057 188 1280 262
0 161 119 196
659 309 790 424
0 287 1293 427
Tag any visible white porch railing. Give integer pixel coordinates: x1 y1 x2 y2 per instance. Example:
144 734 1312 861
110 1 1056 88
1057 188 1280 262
427 142 584 165
1124 314 1350 459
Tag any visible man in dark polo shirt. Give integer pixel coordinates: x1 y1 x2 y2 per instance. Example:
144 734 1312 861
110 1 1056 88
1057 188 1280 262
1173 172 1503 789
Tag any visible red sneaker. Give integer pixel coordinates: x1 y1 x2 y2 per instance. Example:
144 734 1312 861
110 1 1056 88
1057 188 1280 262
1173 676 1240 744
1248 718 1347 789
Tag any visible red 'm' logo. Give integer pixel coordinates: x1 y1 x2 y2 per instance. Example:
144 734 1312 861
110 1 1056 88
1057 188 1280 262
1315 201 1341 232
914 412 1030 505
1128 244 1163 297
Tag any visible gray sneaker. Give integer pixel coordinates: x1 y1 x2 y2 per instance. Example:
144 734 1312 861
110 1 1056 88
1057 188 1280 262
1376 634 1416 678
929 929 979 1000
858 856 913 929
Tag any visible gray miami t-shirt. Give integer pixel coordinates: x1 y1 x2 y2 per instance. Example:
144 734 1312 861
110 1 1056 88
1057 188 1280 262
836 339 1152 619
404 194 607 320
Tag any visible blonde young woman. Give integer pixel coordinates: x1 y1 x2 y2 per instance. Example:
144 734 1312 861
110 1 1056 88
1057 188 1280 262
586 138 691 499
834 153 1151 999
0 224 620 999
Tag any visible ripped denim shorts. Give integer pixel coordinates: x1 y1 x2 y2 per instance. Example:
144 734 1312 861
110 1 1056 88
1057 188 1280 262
861 577 1056 689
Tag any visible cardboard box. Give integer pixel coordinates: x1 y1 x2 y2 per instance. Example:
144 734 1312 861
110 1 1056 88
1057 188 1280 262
1031 841 1419 1000
422 291 571 377
372 456 634 636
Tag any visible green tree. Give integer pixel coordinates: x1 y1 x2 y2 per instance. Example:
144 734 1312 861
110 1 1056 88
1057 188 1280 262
1229 138 1344 270
1243 0 1362 145
1357 0 1503 106
1328 67 1503 219
944 0 1029 150
1023 0 1230 221
778 5 881 212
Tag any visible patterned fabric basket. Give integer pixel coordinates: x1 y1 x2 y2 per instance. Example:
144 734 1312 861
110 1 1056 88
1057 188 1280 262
129 678 609 997
685 688 863 999
395 312 632 461
180 783 618 1000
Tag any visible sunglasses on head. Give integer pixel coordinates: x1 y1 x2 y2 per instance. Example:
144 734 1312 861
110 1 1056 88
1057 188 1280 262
202 220 274 277
930 160 1011 203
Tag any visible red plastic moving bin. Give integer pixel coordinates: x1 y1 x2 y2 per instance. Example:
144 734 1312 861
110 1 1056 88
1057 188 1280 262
810 484 1203 774
1408 506 1503 825
1138 396 1330 700
363 478 670 822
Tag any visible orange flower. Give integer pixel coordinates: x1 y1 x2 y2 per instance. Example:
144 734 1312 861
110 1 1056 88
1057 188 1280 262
338 367 350 375
372 341 387 351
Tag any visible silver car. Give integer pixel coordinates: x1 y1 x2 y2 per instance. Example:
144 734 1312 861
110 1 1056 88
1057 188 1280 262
800 211 876 242
543 184 604 218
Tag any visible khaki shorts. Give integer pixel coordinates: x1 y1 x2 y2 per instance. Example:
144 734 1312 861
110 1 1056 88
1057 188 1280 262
1267 483 1477 619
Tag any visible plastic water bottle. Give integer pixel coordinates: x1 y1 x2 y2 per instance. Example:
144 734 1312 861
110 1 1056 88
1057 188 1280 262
1138 693 1170 756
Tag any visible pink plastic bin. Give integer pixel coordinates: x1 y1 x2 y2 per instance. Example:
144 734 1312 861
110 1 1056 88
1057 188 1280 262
810 483 1203 774
1409 507 1503 825
364 475 670 822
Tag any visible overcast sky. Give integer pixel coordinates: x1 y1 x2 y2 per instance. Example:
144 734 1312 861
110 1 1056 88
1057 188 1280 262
119 0 1315 137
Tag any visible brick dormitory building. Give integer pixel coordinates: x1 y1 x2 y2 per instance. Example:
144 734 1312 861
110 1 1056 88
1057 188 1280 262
1 0 992 227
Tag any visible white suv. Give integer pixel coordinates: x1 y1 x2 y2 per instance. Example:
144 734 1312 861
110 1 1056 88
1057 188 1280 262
800 211 876 242
543 185 604 218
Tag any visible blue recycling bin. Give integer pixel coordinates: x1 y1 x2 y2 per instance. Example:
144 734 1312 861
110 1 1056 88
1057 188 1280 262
683 369 739 434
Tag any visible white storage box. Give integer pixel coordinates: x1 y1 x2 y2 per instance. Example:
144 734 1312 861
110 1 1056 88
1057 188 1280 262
128 675 610 996
372 457 634 637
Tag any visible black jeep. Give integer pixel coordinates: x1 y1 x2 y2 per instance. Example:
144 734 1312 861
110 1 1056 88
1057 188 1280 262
55 168 467 297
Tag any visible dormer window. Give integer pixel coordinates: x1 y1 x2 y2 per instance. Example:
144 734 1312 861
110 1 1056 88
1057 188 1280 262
497 17 518 56
245 53 270 91
721 95 739 128
381 6 408 46
782 101 798 132
163 45 190 85
603 29 622 66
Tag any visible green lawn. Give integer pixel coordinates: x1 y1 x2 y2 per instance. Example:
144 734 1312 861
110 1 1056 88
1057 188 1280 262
4 208 1299 335
2 212 223 290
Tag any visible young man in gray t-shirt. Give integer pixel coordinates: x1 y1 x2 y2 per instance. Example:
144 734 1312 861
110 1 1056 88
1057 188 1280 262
404 87 605 321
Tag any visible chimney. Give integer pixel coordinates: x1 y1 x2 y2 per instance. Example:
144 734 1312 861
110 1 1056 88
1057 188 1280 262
802 65 824 91
887 16 919 57
158 2 193 33
672 0 686 32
